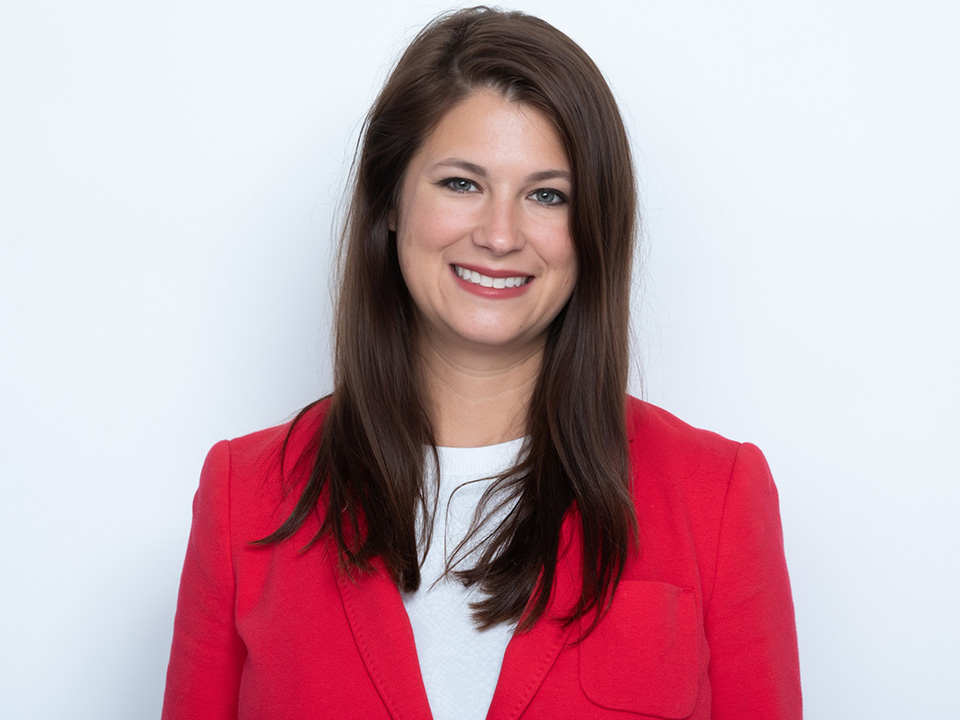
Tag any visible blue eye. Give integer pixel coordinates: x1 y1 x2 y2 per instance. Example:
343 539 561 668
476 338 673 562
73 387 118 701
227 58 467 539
531 189 567 205
445 178 477 193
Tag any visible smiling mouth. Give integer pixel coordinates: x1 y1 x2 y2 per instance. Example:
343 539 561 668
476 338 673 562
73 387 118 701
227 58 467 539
453 265 532 289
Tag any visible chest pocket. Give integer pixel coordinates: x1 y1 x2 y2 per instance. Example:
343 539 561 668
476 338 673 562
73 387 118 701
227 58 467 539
579 581 701 718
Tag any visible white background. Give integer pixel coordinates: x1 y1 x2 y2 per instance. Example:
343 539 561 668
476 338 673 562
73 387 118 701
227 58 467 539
2 1 957 717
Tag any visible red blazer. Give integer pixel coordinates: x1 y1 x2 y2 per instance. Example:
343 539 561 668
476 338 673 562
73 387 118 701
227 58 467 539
163 397 801 719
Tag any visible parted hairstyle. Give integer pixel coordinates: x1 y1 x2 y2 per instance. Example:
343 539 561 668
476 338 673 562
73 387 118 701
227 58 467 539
261 6 639 632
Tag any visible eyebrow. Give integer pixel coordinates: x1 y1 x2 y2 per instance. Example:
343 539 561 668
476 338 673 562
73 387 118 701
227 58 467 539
435 159 571 183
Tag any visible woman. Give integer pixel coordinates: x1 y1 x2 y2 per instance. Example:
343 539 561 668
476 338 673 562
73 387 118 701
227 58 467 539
163 7 801 719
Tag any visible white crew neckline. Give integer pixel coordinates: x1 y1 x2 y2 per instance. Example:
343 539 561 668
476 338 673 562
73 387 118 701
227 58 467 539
433 437 526 477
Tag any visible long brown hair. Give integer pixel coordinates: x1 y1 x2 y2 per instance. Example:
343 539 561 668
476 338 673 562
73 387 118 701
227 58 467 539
261 6 639 632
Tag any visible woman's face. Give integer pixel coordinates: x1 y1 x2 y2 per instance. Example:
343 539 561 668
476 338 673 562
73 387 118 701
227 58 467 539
393 90 577 363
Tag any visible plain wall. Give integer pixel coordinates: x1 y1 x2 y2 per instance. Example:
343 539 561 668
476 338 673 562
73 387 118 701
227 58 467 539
1 1 957 717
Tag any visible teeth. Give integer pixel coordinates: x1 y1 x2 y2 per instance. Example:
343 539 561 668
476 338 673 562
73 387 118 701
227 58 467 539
455 265 529 288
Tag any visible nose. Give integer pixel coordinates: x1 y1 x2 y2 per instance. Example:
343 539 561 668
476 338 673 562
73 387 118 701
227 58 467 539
473 195 525 255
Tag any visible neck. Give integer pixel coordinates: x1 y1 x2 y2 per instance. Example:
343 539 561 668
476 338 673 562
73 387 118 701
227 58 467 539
417 337 543 448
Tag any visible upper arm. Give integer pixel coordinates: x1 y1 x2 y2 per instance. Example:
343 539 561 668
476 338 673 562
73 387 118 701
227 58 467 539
162 440 245 720
705 443 802 718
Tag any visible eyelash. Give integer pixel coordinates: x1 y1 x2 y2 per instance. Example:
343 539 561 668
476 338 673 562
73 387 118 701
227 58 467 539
444 178 478 194
441 178 568 206
529 188 568 206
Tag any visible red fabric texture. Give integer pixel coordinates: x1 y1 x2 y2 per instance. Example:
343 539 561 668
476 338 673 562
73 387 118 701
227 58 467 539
162 397 801 719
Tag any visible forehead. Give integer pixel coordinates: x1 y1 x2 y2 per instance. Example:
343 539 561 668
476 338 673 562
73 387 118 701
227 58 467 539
415 90 569 168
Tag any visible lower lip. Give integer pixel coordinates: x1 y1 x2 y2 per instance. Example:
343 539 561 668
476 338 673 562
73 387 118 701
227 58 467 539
451 267 533 299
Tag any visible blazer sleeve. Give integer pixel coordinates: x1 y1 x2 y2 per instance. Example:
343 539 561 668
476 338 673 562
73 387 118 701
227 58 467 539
162 440 245 720
705 442 802 718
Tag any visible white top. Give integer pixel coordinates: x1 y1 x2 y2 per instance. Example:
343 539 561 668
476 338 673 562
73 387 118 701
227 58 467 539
402 438 524 720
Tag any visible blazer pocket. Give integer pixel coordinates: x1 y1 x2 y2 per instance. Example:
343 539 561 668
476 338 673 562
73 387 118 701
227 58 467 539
579 581 700 718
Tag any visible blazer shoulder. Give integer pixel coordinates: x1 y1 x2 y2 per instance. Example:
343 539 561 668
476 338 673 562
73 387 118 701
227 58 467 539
197 398 331 543
625 395 743 471
224 397 331 476
623 395 777 519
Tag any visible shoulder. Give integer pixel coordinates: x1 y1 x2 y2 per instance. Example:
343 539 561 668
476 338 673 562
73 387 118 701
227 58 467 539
195 398 332 543
620 397 785 608
623 395 776 532
625 395 744 477
223 397 331 479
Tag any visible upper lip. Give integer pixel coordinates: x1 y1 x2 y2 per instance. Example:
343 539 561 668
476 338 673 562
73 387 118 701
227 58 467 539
452 263 532 279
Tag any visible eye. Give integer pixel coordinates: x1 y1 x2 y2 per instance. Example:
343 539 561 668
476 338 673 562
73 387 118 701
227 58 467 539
443 177 479 193
529 188 568 206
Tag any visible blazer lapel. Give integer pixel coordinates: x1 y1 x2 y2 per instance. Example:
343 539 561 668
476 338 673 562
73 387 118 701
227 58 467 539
336 559 433 720
486 515 582 720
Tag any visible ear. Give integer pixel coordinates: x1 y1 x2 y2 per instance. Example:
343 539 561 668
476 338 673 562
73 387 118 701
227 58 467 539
388 208 397 232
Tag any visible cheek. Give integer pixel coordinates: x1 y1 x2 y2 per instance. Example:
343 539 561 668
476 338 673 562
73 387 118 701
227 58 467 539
396 198 446 255
555 248 579 308
551 237 579 288
566 264 579 295
560 268 578 307
396 235 421 295
396 228 442 311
